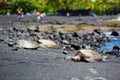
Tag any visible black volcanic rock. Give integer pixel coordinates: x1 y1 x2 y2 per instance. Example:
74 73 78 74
111 30 119 36
70 43 80 50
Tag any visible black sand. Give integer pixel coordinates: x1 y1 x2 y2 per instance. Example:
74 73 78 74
0 15 120 80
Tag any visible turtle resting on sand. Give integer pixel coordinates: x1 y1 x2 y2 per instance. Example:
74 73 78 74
38 39 58 48
8 39 58 49
71 49 102 62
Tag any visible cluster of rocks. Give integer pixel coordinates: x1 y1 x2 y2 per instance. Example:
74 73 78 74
0 24 120 57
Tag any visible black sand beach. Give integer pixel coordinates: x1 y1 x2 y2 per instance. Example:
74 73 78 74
0 15 120 80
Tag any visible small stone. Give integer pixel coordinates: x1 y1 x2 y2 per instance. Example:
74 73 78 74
62 40 69 44
8 41 16 47
65 56 72 60
111 30 119 36
62 50 68 54
12 48 18 51
49 34 54 39
0 37 4 42
71 77 80 80
88 68 98 74
94 29 102 35
72 32 79 37
102 55 109 61
70 43 80 50
27 26 36 31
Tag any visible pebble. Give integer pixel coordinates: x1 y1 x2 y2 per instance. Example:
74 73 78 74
88 68 98 74
102 55 109 61
71 77 80 80
65 56 72 60
62 50 68 55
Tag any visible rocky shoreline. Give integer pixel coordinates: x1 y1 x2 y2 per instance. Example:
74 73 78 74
0 15 120 80
0 15 120 56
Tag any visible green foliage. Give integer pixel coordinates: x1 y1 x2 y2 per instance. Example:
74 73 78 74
10 0 48 14
12 0 39 13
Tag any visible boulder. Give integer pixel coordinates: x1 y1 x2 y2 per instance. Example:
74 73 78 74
111 30 119 36
70 43 80 50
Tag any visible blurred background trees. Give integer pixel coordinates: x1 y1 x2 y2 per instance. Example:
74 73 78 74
0 0 120 15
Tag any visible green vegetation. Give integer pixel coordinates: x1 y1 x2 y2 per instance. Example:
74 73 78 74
0 0 120 15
